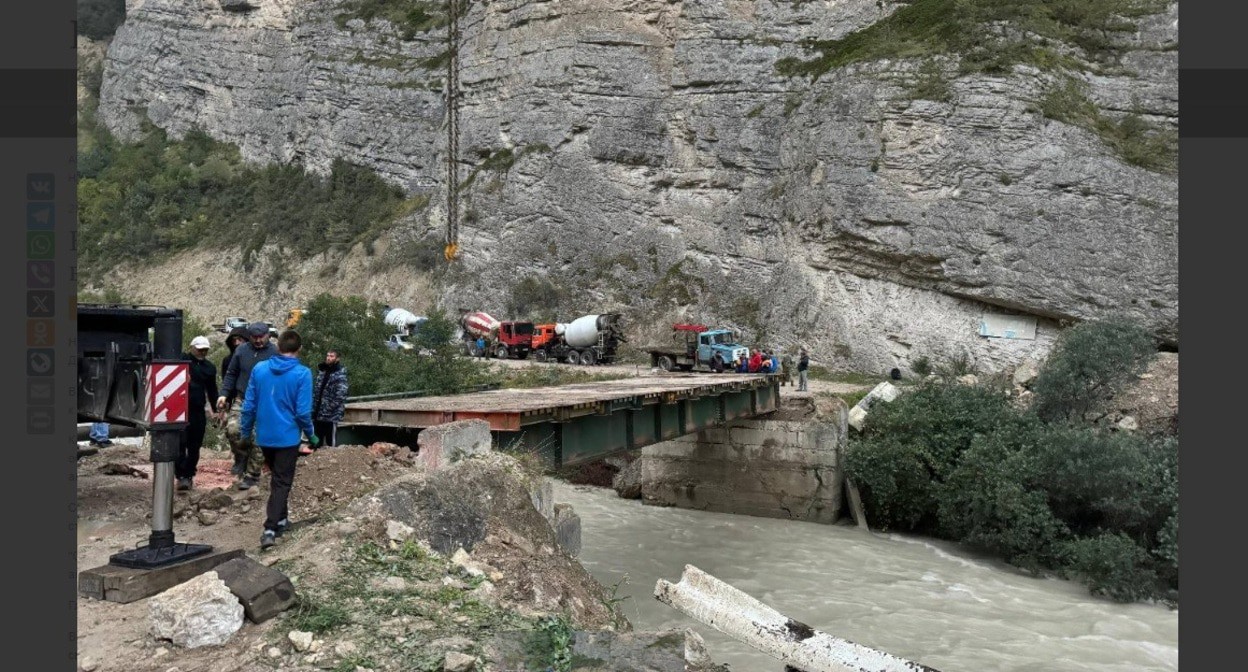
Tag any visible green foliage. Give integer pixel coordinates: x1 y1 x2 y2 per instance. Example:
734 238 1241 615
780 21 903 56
846 322 1178 602
509 276 567 322
1030 319 1155 423
904 59 952 102
294 294 496 397
1062 533 1160 602
334 0 452 40
524 616 574 672
76 122 417 279
776 0 1164 80
911 355 932 376
77 0 127 41
286 593 351 633
1037 78 1177 172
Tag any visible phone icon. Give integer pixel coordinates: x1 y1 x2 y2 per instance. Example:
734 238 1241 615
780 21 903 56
27 261 54 288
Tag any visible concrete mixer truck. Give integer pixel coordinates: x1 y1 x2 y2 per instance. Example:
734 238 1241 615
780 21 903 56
532 314 625 365
458 311 534 359
383 306 428 336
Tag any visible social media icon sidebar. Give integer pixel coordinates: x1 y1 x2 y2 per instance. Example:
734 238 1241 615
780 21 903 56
26 173 55 435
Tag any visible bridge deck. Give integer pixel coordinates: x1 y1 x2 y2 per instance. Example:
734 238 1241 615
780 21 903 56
343 373 778 431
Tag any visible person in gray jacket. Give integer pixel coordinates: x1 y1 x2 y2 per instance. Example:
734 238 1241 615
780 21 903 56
216 322 279 489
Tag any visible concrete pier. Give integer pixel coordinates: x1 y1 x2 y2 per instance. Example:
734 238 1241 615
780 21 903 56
639 406 847 523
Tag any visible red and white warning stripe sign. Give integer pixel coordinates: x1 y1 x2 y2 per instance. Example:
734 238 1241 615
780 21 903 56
145 362 189 425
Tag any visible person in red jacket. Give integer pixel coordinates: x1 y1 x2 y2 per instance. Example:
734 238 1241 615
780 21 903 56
748 349 763 373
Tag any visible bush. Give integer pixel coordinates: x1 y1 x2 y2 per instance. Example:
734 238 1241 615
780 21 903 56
1031 319 1155 423
294 294 497 398
1062 533 1160 602
846 322 1178 602
78 0 126 41
911 355 932 377
77 123 417 280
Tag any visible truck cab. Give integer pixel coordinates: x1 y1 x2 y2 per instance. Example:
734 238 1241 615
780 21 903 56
531 323 558 350
697 329 748 371
494 321 534 359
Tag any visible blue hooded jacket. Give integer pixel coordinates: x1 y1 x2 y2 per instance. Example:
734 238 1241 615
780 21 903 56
240 354 315 449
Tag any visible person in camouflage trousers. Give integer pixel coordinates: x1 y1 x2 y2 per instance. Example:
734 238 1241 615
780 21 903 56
217 322 278 489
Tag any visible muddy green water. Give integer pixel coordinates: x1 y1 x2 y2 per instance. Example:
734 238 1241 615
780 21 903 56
554 483 1178 672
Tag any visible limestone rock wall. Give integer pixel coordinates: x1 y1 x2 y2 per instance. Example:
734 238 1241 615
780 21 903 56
98 0 1178 372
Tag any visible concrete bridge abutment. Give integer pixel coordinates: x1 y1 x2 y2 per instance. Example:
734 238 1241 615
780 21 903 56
637 400 849 523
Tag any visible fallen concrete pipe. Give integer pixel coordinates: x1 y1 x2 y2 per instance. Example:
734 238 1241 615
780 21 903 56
655 564 939 672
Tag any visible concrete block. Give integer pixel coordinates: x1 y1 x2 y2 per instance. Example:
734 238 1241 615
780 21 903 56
553 503 582 557
212 556 297 623
79 549 245 604
530 477 555 526
848 406 868 431
416 420 492 472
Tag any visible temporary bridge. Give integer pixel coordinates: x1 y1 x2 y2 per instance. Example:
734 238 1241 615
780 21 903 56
339 373 781 466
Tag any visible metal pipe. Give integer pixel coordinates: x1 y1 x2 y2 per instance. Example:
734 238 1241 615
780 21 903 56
151 461 175 533
655 565 940 672
147 314 182 549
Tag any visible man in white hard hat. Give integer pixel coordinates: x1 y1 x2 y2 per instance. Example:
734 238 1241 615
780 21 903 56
178 335 219 491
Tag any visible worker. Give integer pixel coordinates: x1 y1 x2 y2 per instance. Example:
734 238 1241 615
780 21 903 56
239 329 317 549
769 351 780 374
218 322 279 490
797 349 810 391
177 336 218 491
311 349 348 450
748 349 763 373
782 352 795 386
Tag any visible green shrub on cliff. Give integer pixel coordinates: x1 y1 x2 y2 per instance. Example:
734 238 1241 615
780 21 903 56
77 122 418 280
846 320 1177 602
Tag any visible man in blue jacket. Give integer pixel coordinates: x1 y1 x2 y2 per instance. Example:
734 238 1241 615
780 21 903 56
240 329 319 549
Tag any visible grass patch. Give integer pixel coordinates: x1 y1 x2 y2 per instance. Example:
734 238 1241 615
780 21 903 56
902 59 952 102
334 0 454 40
806 367 880 386
776 0 1168 80
1038 77 1177 172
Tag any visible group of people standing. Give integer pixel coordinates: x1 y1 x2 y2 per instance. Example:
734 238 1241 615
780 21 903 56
176 321 349 549
731 347 810 391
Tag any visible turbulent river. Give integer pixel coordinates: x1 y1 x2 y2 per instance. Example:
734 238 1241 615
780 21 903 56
553 482 1178 672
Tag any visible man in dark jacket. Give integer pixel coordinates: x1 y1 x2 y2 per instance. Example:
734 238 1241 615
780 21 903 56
178 336 218 491
312 350 349 448
217 322 279 489
241 329 317 549
220 326 248 386
797 349 810 392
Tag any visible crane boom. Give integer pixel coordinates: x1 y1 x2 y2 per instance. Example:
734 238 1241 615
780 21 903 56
444 0 462 261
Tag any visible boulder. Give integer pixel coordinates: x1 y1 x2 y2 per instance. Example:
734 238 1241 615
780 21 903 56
553 503 582 557
416 420 492 472
612 459 643 499
148 571 244 648
1012 358 1042 387
443 651 477 671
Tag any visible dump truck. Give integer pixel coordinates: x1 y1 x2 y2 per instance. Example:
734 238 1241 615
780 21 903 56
459 310 533 359
647 323 748 372
532 313 625 365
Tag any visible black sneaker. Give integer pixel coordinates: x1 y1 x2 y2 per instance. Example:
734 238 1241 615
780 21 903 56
236 476 259 491
230 458 245 476
98 439 114 447
275 518 290 537
260 530 277 549
176 478 192 491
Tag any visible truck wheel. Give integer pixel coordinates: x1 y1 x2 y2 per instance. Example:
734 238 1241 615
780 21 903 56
566 350 580 364
658 355 675 371
496 345 509 359
534 349 547 363
581 350 598 366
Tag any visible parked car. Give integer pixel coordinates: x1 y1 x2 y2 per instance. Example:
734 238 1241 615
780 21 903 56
222 316 248 333
386 334 414 351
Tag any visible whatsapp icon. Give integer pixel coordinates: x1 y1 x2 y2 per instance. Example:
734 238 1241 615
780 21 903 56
27 231 54 260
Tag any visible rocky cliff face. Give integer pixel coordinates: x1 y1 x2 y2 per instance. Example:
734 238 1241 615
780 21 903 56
98 0 1178 373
